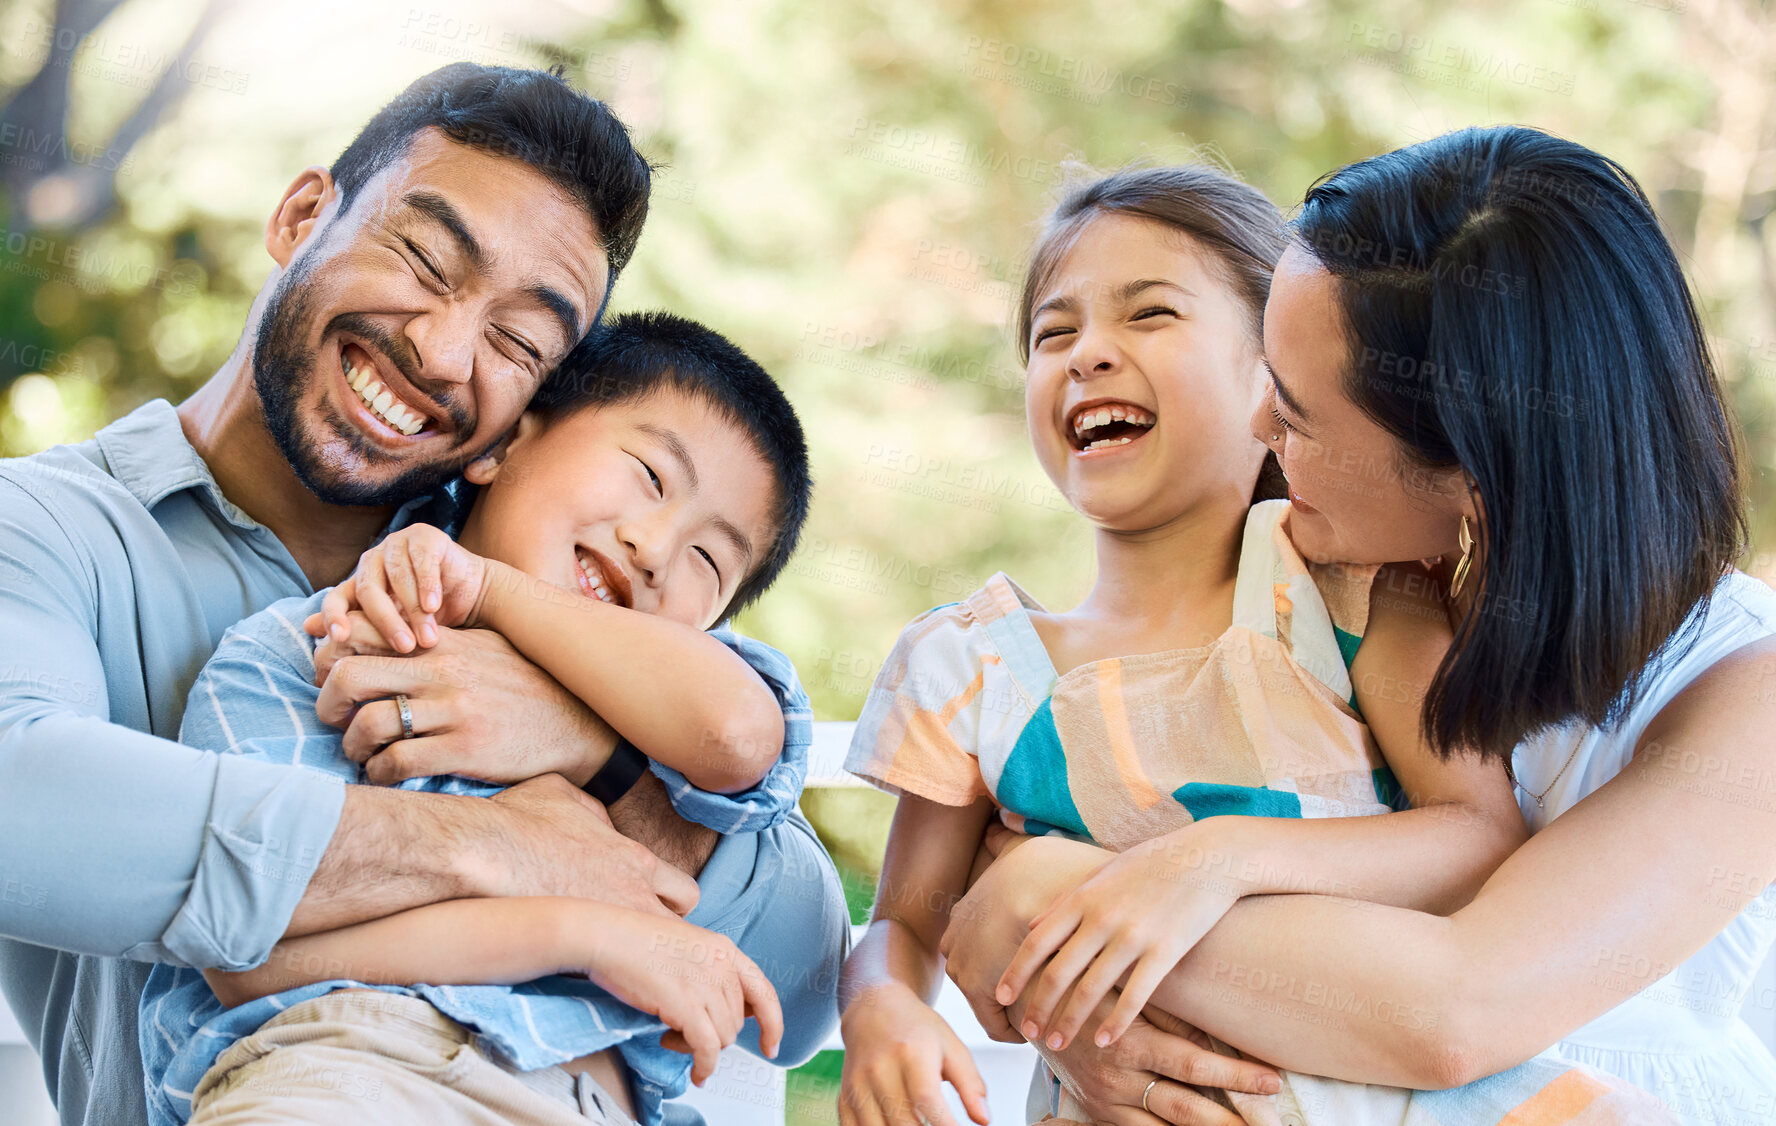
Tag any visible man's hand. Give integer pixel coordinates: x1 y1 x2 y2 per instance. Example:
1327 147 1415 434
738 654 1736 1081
477 774 700 916
289 772 700 938
315 626 618 787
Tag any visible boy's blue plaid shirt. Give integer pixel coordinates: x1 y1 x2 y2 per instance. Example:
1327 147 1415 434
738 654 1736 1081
139 585 813 1126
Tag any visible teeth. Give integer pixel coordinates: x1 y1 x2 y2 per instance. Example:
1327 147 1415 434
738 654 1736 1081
576 552 616 604
345 356 425 436
1071 404 1157 437
1083 436 1136 451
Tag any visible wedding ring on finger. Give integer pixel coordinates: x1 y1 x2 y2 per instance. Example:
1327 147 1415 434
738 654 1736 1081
395 694 414 740
1143 1077 1159 1114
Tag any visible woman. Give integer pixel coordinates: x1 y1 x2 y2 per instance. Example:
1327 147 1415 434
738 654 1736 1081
940 126 1776 1125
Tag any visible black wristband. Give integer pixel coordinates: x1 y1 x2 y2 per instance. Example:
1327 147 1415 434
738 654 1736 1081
584 739 649 806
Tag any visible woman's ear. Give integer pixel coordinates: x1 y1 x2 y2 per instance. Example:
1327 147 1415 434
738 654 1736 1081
463 411 546 486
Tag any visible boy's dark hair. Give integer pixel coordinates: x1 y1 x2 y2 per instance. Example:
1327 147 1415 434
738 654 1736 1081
531 312 812 622
330 63 651 317
1295 125 1746 758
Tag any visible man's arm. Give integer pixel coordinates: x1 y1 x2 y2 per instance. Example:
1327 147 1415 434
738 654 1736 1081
0 478 344 963
178 601 700 943
0 471 690 969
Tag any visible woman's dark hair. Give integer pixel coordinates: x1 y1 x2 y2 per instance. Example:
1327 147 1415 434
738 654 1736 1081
1017 164 1289 502
330 63 651 315
1294 125 1747 757
531 311 811 623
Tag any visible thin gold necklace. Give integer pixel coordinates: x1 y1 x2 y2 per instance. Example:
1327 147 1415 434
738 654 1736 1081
1505 743 1582 809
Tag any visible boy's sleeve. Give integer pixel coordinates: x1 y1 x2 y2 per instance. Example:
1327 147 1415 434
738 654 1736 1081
844 603 993 806
179 592 357 779
646 628 811 834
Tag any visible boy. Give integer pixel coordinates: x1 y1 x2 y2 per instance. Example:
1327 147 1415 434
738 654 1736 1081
139 312 846 1126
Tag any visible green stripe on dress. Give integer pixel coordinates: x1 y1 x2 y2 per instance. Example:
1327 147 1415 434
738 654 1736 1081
997 699 1091 840
1173 782 1304 820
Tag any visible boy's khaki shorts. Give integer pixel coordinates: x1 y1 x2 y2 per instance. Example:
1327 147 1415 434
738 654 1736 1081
187 990 639 1126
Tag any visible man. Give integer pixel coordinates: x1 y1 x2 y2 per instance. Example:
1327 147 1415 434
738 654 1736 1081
0 62 847 1126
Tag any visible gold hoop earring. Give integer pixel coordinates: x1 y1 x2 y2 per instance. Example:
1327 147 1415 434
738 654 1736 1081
1450 515 1474 599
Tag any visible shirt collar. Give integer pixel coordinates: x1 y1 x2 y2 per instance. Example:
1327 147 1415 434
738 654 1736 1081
93 397 474 537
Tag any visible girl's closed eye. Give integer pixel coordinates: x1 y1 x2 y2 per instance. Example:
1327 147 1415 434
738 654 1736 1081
1271 405 1295 433
1131 304 1179 322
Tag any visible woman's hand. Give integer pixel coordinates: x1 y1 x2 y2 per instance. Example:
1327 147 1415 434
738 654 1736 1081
1030 993 1282 1126
997 826 1250 1052
573 903 782 1086
838 981 991 1126
303 523 492 652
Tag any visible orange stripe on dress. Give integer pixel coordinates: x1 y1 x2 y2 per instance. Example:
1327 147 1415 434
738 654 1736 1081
885 656 1001 805
1095 661 1165 810
1496 1070 1610 1126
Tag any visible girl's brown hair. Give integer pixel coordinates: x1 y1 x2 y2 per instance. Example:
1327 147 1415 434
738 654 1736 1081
1016 163 1289 500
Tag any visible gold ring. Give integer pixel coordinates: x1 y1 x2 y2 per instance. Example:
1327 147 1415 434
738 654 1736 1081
1142 1077 1160 1114
395 694 414 739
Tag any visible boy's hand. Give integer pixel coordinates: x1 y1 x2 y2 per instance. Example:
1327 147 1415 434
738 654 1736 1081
312 611 398 686
572 905 783 1085
303 524 490 653
839 982 990 1126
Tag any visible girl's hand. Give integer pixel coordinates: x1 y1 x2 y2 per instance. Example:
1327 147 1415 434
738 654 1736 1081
303 524 490 653
995 829 1247 1052
575 905 783 1086
839 982 990 1126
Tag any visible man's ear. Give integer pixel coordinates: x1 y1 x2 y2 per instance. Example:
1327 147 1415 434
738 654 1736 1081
265 167 337 268
462 412 546 486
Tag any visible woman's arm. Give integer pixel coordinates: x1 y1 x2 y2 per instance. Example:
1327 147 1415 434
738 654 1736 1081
994 568 1529 1049
951 634 1776 1089
474 560 784 793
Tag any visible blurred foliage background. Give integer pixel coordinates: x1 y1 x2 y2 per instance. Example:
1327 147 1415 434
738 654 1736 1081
2 0 1774 1113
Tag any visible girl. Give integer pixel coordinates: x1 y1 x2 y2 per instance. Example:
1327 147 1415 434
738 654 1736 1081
835 166 1661 1126
947 128 1772 1126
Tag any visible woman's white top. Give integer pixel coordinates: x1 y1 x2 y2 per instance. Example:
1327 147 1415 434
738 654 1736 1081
1511 571 1776 1125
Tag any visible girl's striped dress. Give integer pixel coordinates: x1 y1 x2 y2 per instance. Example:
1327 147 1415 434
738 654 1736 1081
845 499 1681 1125
845 499 1397 853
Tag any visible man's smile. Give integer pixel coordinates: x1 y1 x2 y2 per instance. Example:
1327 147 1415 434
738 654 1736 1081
333 337 447 444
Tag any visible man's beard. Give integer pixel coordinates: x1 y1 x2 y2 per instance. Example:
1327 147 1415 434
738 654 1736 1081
252 256 473 507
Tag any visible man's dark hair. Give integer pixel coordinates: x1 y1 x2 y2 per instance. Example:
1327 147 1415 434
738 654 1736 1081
531 312 812 623
1294 125 1747 758
330 63 651 309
